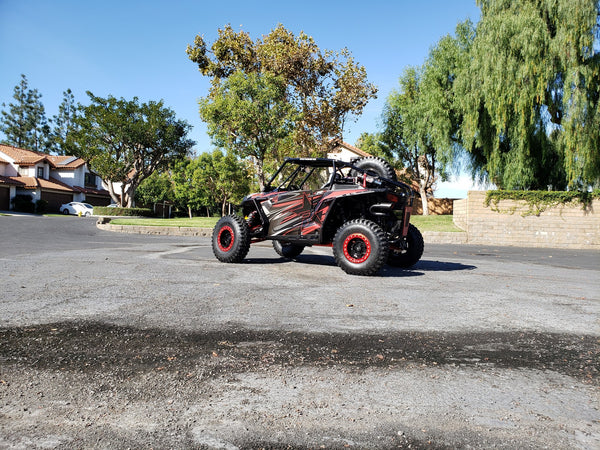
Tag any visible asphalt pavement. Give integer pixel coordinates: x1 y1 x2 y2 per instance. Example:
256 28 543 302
0 215 598 449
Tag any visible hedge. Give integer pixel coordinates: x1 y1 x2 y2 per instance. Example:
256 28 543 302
484 189 600 216
94 206 154 217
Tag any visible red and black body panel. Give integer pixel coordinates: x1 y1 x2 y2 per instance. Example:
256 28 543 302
243 186 413 247
240 157 415 247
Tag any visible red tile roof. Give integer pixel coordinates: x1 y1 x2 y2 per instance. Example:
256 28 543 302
0 176 74 192
0 144 49 166
0 145 85 169
47 155 86 169
0 175 26 186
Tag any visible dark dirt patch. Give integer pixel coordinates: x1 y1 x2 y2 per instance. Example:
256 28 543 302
1 321 598 384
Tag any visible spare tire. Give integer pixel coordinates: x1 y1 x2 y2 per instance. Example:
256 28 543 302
351 156 397 181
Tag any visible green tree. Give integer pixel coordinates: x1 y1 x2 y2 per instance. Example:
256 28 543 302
172 158 212 218
418 22 474 176
49 89 81 155
456 0 599 189
69 93 194 207
382 67 441 215
135 170 175 207
199 70 296 190
195 150 250 216
187 24 377 156
172 151 249 217
0 74 51 152
354 132 393 162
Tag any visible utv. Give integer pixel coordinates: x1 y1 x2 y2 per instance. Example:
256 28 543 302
212 156 424 276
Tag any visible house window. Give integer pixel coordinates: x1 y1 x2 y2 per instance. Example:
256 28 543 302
37 167 44 178
84 172 96 187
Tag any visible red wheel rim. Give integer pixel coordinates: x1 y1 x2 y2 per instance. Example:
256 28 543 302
343 233 371 264
217 225 234 252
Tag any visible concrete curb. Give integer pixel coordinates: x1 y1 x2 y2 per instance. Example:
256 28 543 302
96 221 466 244
96 222 213 237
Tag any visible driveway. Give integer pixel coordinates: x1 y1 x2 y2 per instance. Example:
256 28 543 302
1 215 598 449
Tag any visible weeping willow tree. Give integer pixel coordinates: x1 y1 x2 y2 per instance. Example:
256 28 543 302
456 0 600 189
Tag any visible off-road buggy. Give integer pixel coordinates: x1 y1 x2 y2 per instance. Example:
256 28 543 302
212 156 424 275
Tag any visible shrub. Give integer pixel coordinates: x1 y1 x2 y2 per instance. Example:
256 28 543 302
12 194 35 213
94 206 154 217
484 189 600 216
35 199 48 214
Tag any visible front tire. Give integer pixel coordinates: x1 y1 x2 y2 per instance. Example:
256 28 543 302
333 219 388 276
62 209 69 215
388 224 424 268
212 215 251 263
273 240 305 259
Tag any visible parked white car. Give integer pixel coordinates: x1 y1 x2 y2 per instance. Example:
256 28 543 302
60 202 94 217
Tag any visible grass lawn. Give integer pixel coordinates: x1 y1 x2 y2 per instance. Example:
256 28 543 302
410 215 464 232
110 214 463 232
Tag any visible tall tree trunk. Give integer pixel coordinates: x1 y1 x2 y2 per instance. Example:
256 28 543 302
252 156 266 191
419 182 429 216
187 205 192 219
106 182 120 205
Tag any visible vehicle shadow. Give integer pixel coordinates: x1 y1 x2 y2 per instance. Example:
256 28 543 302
243 256 476 277
409 259 477 272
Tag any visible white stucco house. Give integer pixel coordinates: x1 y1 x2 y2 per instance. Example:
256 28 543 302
327 140 371 162
0 144 111 212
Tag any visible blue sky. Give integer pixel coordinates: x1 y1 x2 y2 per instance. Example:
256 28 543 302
0 0 481 197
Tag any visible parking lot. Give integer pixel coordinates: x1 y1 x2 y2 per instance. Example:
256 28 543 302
1 215 599 448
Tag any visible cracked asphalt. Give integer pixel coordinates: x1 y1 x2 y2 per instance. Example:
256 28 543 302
0 215 599 449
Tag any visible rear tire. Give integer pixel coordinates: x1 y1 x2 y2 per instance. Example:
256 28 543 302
333 219 388 276
212 215 250 263
273 240 305 259
388 224 424 268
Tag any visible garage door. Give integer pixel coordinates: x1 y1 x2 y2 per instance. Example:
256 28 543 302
85 194 112 206
0 187 9 211
41 191 73 213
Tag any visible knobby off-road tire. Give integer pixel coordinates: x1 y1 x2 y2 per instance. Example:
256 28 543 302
212 215 251 263
388 224 424 268
272 240 305 259
333 219 389 276
351 156 397 181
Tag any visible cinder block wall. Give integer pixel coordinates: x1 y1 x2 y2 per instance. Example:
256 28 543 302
452 191 599 249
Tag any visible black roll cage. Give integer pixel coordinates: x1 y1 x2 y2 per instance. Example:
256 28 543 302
264 157 414 198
